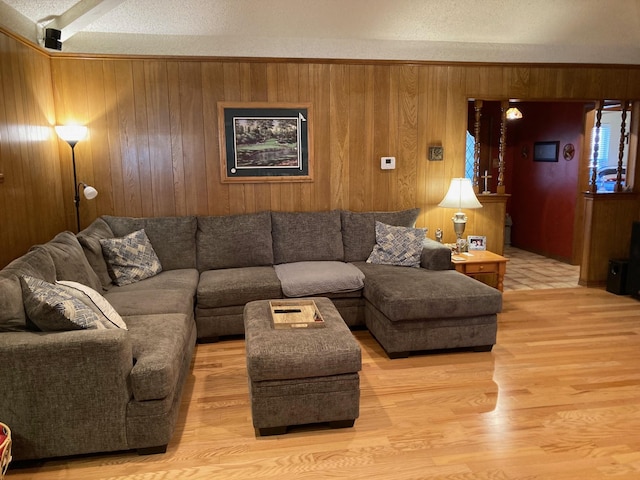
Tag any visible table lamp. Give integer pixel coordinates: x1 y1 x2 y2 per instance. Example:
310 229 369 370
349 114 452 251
438 178 483 244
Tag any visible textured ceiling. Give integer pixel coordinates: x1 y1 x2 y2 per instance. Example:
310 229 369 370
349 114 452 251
2 0 640 63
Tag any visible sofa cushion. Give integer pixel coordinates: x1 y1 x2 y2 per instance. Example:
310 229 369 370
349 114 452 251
107 268 199 293
104 270 198 317
77 218 115 290
197 212 273 271
198 266 282 308
355 262 502 321
341 208 420 262
366 222 426 268
271 210 343 264
103 215 197 270
36 231 103 292
100 229 163 286
20 276 109 331
274 261 365 297
125 312 194 401
107 289 195 318
56 280 127 330
0 248 57 332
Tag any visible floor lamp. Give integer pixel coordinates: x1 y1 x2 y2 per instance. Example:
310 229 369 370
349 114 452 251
55 125 98 232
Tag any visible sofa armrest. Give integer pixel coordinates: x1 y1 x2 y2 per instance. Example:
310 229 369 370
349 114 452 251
0 330 134 460
420 238 453 271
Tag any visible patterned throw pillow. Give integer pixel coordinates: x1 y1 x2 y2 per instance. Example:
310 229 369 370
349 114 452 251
100 229 162 286
20 275 107 331
56 280 127 330
366 221 426 268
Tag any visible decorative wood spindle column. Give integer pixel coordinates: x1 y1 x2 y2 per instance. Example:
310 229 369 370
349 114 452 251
472 100 482 193
589 101 603 193
496 100 507 194
615 100 630 193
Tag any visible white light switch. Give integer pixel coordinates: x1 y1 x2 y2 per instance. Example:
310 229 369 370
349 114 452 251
381 156 396 170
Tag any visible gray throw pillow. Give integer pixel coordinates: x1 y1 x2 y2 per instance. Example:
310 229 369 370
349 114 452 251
56 280 127 330
341 208 421 262
20 276 107 331
366 221 426 268
100 229 162 286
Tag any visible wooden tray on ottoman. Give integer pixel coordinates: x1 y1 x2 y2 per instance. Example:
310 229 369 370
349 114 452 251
269 299 325 329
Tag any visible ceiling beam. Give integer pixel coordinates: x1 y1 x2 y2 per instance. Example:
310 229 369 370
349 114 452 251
49 0 126 42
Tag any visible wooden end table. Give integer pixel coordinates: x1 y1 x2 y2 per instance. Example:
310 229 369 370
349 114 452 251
451 250 509 292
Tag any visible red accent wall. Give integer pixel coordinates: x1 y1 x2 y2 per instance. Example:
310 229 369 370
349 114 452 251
506 102 584 261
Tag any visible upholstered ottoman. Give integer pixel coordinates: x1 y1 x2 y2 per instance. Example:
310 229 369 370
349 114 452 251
356 264 503 358
244 297 361 436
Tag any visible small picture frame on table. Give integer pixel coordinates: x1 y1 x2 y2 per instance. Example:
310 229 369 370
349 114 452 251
467 235 487 251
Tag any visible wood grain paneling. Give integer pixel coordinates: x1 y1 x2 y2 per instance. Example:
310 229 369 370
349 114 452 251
46 56 640 230
580 192 639 286
475 194 509 255
0 32 65 267
47 57 478 227
4 27 640 274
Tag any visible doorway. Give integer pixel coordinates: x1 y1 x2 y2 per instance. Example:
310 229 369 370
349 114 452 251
467 100 632 266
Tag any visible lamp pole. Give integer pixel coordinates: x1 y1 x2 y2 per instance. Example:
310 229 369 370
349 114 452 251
68 141 81 232
55 125 94 233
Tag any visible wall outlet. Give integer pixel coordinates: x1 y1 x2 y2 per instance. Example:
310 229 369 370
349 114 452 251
381 156 396 170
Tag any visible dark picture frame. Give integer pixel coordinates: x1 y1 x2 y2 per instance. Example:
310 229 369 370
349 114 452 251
533 141 560 162
218 102 313 183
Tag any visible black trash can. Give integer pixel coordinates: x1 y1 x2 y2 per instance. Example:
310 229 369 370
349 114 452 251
606 259 629 295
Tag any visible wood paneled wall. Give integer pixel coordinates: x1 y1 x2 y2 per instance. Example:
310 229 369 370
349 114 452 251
0 32 65 268
50 60 458 228
4 27 640 275
580 193 639 286
49 57 640 237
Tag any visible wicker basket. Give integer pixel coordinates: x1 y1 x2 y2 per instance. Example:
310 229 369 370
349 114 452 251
0 423 11 479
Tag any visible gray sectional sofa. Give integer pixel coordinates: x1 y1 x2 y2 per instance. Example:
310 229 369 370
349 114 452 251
0 208 502 462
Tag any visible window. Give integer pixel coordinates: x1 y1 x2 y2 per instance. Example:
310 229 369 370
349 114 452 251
590 111 632 193
590 124 610 167
465 131 475 180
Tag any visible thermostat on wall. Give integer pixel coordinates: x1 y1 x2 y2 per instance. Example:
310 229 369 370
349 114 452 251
381 156 396 170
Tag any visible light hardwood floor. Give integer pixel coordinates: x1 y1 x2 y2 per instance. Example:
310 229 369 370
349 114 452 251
10 288 640 479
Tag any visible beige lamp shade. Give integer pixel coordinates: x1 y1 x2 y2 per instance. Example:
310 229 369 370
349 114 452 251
438 178 483 210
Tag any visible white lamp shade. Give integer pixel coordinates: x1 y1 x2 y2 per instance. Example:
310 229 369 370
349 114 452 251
438 178 483 210
55 125 88 143
83 185 98 200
